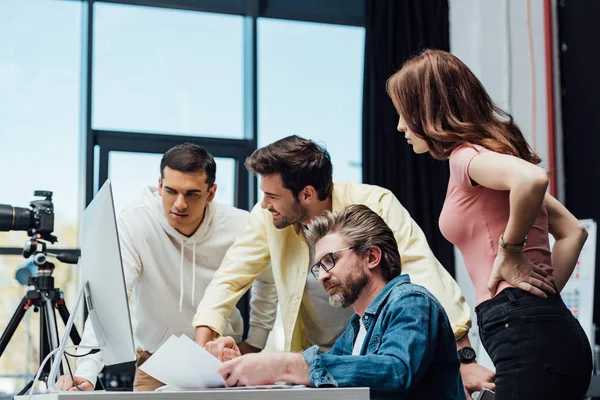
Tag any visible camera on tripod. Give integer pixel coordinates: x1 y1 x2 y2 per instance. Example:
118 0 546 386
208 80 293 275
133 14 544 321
0 190 56 243
0 191 78 266
0 190 81 395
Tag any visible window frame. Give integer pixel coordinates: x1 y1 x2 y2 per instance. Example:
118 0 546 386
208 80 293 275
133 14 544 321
0 0 366 363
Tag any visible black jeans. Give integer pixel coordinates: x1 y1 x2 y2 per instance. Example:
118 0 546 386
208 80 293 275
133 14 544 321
476 288 592 400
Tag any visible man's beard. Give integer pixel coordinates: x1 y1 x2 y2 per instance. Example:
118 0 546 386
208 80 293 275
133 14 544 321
271 198 309 229
325 261 368 308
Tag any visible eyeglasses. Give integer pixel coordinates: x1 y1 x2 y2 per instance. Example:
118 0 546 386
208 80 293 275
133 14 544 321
310 246 356 280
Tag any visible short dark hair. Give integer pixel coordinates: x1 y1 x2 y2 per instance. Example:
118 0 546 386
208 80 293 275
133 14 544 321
245 135 333 200
160 143 217 186
305 204 401 281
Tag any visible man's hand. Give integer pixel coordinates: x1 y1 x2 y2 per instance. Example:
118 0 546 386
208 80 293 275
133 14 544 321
55 375 94 391
205 336 241 362
194 326 219 347
460 362 495 400
217 353 309 387
488 248 556 298
237 341 262 355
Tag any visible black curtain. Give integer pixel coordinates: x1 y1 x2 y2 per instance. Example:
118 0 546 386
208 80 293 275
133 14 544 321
362 0 454 276
558 1 600 345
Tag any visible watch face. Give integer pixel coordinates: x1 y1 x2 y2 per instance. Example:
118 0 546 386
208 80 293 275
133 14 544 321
460 347 476 361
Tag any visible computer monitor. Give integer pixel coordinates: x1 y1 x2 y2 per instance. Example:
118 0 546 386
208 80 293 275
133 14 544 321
79 179 136 365
47 179 136 389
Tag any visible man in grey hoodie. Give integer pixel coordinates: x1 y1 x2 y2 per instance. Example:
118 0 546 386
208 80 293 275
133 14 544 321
56 143 277 391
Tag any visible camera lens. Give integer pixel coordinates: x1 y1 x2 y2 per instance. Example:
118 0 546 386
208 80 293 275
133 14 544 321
0 204 33 232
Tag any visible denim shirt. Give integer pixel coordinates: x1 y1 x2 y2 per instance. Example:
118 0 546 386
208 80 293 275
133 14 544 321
302 275 465 400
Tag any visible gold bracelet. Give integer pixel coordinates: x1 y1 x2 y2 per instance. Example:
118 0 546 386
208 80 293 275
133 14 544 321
499 234 527 252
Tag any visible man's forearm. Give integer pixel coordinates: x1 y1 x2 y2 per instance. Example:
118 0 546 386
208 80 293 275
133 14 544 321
246 270 278 349
280 353 310 386
455 333 497 395
456 333 471 350
195 326 219 346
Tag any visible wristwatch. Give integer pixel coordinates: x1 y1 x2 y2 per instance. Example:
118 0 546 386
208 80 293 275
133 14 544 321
499 234 527 252
457 346 477 363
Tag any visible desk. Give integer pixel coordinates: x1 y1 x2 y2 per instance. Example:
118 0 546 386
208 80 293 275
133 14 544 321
16 387 369 400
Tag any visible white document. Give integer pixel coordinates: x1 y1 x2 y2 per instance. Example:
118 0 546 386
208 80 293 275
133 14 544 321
155 384 301 392
139 335 225 389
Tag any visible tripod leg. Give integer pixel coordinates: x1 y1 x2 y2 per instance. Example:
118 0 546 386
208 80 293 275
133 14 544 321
39 297 64 378
17 378 34 396
0 296 28 357
39 301 50 379
56 302 81 345
43 299 60 354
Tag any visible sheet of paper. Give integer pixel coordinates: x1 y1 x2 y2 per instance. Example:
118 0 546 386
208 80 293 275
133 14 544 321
139 335 225 389
155 384 303 392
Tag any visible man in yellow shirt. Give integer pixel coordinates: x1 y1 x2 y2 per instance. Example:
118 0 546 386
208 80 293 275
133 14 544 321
194 135 494 397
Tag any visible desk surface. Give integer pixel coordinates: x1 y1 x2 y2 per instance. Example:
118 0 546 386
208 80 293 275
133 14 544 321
16 387 369 400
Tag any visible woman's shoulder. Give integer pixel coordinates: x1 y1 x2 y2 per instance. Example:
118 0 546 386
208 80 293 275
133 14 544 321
449 144 490 170
450 143 488 158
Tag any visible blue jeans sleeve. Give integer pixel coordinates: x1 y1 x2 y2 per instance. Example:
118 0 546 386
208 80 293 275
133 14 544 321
302 345 337 387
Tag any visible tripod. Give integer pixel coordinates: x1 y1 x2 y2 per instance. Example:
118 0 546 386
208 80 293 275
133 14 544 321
0 237 80 396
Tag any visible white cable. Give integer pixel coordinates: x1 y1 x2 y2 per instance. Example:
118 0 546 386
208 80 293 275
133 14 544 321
47 282 87 393
28 345 98 400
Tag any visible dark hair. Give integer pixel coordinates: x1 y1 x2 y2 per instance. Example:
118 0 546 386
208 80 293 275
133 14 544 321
305 204 401 281
386 49 541 164
245 135 333 200
160 143 217 186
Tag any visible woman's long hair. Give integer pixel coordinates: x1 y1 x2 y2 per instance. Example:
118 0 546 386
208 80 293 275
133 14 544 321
386 49 541 164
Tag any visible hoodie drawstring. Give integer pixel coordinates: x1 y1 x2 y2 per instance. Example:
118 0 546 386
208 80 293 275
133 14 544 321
192 242 196 306
179 241 198 312
179 241 184 312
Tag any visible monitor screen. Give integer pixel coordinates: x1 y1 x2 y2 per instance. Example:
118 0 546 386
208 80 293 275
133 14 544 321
79 179 136 366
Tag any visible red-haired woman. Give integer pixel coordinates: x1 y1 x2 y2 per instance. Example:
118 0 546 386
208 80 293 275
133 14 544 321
387 49 592 399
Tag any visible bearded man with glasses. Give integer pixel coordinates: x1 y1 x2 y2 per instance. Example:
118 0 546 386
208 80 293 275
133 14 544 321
205 205 465 400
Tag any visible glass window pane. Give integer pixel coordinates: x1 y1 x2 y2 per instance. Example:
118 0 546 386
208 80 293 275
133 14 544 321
0 0 82 249
258 19 365 352
108 152 235 218
93 3 244 138
0 254 80 395
258 18 365 183
213 159 236 208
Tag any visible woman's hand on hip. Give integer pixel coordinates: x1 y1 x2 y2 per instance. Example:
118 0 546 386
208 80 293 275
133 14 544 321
488 249 556 298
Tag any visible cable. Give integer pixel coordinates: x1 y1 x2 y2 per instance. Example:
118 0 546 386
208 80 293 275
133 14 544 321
64 354 83 392
62 349 101 392
64 349 100 358
27 345 98 400
29 348 61 400
97 373 106 391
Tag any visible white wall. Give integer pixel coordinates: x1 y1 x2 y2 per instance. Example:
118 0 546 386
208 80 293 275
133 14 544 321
449 0 557 371
450 0 552 166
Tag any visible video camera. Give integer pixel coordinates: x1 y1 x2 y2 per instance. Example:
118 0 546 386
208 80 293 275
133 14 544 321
0 190 56 243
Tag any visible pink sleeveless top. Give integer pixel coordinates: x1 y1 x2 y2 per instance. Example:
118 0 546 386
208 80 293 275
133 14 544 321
439 145 553 305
